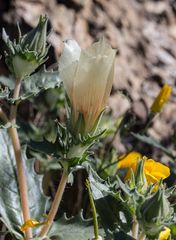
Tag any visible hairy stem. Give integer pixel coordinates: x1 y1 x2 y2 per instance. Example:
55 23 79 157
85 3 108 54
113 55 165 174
38 166 69 237
132 217 139 239
9 80 32 239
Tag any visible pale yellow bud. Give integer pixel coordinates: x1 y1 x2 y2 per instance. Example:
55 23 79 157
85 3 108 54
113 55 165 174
59 38 116 134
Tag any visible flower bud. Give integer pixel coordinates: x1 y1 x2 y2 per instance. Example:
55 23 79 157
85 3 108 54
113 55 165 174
137 187 172 236
59 38 116 136
2 15 49 80
135 160 148 193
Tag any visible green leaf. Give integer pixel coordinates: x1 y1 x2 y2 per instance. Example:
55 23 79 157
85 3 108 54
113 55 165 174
0 130 49 238
132 133 175 159
0 69 61 103
86 164 133 234
14 68 60 103
85 163 110 200
48 212 105 240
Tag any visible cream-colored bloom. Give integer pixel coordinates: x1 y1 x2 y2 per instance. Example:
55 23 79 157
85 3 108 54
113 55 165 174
59 38 116 134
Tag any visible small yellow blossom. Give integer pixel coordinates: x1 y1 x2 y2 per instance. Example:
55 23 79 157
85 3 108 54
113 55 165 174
117 152 142 170
150 84 172 113
20 218 48 232
117 151 170 185
159 227 171 240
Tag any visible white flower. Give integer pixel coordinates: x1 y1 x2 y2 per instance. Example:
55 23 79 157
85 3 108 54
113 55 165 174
59 38 116 134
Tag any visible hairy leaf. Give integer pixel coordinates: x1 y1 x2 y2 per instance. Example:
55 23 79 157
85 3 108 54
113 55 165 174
16 68 60 103
86 164 133 234
49 212 105 240
0 69 61 103
0 130 49 238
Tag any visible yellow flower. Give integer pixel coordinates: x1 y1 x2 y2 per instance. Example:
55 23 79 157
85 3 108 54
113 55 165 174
150 84 172 113
59 38 116 133
117 152 170 184
20 218 48 232
117 152 142 170
159 227 171 240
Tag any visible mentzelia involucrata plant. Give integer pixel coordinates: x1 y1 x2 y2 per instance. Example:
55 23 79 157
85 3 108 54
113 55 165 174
0 15 175 240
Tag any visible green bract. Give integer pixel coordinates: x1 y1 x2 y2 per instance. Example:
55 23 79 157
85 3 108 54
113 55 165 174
2 15 49 80
137 186 172 236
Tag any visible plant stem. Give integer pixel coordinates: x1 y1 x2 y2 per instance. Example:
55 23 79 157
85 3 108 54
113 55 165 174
86 179 99 240
38 166 69 238
9 79 32 239
138 232 146 240
132 217 139 239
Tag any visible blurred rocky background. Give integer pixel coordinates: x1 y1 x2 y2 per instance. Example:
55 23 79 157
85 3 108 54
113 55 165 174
0 0 176 161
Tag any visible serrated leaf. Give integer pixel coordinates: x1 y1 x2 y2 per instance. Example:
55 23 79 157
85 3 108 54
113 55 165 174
132 133 175 159
85 163 110 200
48 212 104 240
0 69 61 103
0 130 49 238
14 68 60 103
86 164 133 234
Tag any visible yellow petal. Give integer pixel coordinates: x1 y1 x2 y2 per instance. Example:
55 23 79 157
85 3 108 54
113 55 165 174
20 218 48 232
151 84 172 113
144 160 170 182
159 227 171 240
145 170 159 184
117 152 170 185
117 152 142 169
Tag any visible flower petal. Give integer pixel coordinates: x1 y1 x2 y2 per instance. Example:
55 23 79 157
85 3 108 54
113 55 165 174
59 39 81 71
72 39 116 131
159 227 171 240
117 152 142 169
